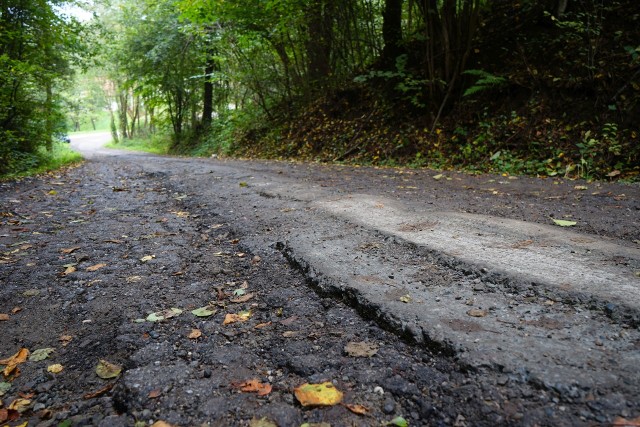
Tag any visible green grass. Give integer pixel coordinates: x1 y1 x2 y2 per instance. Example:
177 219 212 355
0 142 83 180
105 134 171 155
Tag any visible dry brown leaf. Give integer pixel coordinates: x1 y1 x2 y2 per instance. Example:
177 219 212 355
613 416 640 427
344 341 379 358
282 331 299 338
223 312 251 325
0 348 29 377
187 329 202 339
151 421 176 427
83 382 115 399
11 307 21 314
233 379 272 396
59 335 73 346
467 309 488 318
0 314 8 321
0 408 7 423
61 246 81 254
343 403 368 415
255 322 272 329
230 292 255 303
104 239 123 244
60 266 76 276
148 389 162 398
86 263 106 272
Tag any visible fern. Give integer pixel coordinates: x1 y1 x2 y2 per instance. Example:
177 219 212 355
462 69 507 97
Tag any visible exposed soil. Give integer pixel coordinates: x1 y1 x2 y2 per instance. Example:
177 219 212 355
1 151 639 426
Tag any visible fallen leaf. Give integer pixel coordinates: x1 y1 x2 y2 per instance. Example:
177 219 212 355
399 294 412 303
467 309 487 317
188 329 202 339
148 389 162 398
433 174 444 180
23 289 40 297
0 408 6 423
126 276 142 283
574 185 588 190
8 398 31 412
282 331 298 338
255 322 272 329
96 360 122 379
0 348 29 377
343 403 368 415
59 335 73 346
552 219 577 227
47 364 63 374
29 348 55 362
386 416 409 426
233 379 272 396
249 417 278 427
230 292 255 303
294 382 343 407
233 288 246 297
83 382 115 399
252 255 262 264
61 246 81 254
140 255 155 262
239 182 248 187
0 314 8 321
0 382 11 396
223 311 251 325
104 239 123 244
151 422 176 427
191 306 216 317
48 190 58 195
146 308 183 322
60 265 77 276
300 424 331 427
612 416 640 426
11 307 21 314
86 263 106 272
344 341 379 358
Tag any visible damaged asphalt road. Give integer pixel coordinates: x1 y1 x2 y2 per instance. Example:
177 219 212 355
0 134 639 426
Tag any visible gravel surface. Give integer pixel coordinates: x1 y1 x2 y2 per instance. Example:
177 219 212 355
1 145 639 426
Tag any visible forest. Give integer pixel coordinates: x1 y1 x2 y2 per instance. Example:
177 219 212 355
1 0 639 179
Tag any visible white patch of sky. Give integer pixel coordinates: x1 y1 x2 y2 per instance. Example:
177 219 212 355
54 1 94 22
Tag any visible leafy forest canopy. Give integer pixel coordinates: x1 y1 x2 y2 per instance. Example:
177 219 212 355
2 0 639 179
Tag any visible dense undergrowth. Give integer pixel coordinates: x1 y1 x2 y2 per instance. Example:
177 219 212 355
178 1 639 181
0 142 82 180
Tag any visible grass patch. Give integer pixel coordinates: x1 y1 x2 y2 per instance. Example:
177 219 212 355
106 134 171 155
0 142 83 180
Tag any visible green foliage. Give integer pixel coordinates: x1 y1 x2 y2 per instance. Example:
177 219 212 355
462 70 508 97
0 141 82 179
106 134 172 155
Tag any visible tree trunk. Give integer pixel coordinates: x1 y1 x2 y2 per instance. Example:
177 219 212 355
202 56 215 127
381 0 404 65
305 0 334 92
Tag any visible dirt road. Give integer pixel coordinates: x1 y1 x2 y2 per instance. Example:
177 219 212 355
0 134 639 426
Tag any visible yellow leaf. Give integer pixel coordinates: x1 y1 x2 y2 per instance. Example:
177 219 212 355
294 382 343 407
8 398 31 412
140 255 155 262
47 364 64 374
